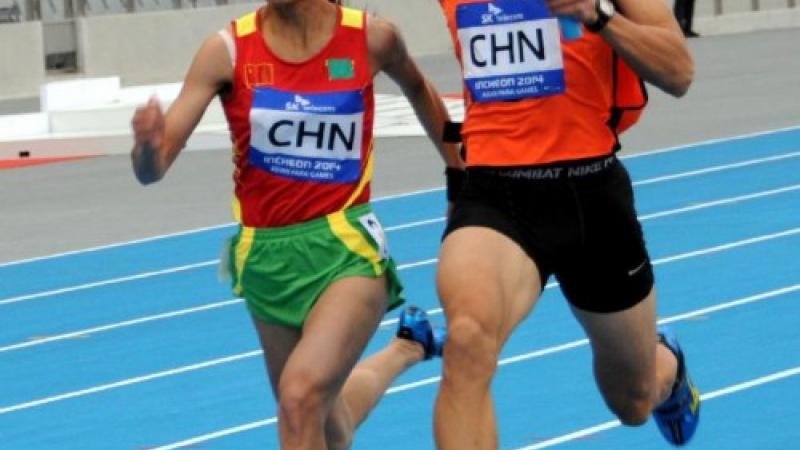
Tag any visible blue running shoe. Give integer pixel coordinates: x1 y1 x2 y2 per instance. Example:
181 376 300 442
396 306 446 360
653 326 701 446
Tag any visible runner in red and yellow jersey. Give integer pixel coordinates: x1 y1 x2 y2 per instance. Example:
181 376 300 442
433 0 699 448
131 0 460 448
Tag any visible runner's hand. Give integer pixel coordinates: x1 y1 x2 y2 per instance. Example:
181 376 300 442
132 97 165 152
545 0 598 24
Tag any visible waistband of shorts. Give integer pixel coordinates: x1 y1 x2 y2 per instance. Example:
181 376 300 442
241 203 372 238
471 154 618 181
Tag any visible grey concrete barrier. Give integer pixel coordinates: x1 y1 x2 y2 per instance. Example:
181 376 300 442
347 0 453 56
3 0 799 104
74 0 451 89
695 5 800 34
75 4 256 86
0 21 45 99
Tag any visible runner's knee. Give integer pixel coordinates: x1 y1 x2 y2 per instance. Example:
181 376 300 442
601 382 656 426
443 315 499 382
278 371 330 430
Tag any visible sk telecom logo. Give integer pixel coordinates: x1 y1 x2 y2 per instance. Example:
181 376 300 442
285 95 312 111
482 3 502 24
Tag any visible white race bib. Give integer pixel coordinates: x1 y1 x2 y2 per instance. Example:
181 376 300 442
456 0 565 102
249 88 364 183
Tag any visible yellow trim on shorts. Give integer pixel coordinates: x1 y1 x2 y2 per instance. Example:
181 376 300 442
341 7 364 29
327 211 382 275
236 12 257 37
233 226 256 295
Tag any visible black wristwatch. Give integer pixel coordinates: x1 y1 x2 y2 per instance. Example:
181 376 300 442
586 0 615 33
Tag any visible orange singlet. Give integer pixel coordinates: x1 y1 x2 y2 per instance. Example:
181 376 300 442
439 0 645 167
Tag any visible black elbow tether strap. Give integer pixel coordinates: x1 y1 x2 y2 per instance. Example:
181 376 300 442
443 121 463 143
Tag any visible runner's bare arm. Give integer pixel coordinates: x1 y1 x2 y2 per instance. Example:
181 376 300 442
367 16 464 169
548 0 694 97
131 33 233 184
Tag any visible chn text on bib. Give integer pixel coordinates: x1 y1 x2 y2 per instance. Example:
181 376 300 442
456 0 565 102
249 87 365 183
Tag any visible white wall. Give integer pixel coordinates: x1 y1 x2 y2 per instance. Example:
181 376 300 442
0 21 45 99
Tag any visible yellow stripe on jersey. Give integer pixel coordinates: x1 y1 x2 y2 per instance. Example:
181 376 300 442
231 196 242 224
236 12 257 37
343 144 374 209
341 7 363 29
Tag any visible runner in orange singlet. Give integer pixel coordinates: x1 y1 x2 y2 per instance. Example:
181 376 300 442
131 1 460 448
434 0 699 448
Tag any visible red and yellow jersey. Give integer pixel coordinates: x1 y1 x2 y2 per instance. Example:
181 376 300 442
222 6 375 228
439 0 645 167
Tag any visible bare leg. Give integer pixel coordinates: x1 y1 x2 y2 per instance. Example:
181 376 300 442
434 227 541 450
252 316 303 397
254 316 424 449
336 338 424 426
251 275 388 450
325 338 424 449
256 277 423 450
571 287 678 426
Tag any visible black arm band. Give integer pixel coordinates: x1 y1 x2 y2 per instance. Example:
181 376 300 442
443 121 463 143
445 167 466 202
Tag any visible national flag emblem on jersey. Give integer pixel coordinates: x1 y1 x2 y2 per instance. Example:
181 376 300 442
248 87 365 183
244 63 275 88
327 58 355 80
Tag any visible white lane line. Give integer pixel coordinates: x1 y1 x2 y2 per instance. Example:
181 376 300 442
4 177 798 307
650 228 800 266
0 223 235 269
517 421 621 450
2 125 798 268
0 351 263 415
149 418 279 450
6 228 799 353
0 221 443 307
658 285 800 325
2 283 797 417
382 153 800 233
632 151 800 186
385 217 445 231
0 229 437 306
639 184 800 221
513 365 800 450
146 287 800 450
0 186 445 269
621 124 800 160
0 258 437 353
0 261 219 306
0 299 243 353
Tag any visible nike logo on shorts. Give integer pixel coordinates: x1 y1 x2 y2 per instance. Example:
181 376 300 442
628 260 648 276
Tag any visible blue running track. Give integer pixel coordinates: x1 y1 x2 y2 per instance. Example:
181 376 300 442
1 126 799 449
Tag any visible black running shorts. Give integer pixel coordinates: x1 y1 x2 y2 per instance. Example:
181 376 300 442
444 155 654 313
